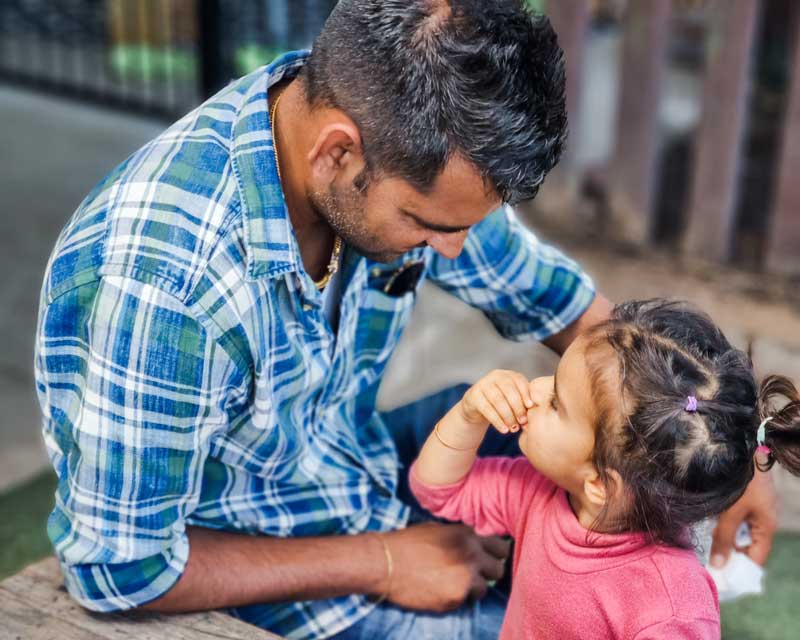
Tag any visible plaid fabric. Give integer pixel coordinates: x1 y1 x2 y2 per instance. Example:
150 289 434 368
34 51 595 640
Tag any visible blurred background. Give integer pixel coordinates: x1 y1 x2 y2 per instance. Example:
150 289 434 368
1 1 799 637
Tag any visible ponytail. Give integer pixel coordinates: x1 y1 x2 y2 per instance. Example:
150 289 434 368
757 374 800 474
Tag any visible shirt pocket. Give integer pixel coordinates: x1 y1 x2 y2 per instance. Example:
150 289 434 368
344 262 424 396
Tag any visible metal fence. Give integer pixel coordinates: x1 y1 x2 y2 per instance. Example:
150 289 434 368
0 0 337 119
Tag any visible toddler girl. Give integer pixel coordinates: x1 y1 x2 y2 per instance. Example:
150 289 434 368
410 300 800 639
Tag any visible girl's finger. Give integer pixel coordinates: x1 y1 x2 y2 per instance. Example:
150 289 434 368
512 373 534 409
499 375 530 425
486 384 519 431
479 388 513 433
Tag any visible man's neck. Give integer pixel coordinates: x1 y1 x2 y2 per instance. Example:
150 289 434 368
270 80 337 282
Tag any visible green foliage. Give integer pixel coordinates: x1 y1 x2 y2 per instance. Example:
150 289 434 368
109 45 196 81
108 44 286 83
234 44 287 76
525 0 547 15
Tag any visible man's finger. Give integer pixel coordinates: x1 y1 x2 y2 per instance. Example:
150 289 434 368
745 533 774 567
710 469 778 568
478 555 506 582
746 515 779 566
468 575 489 602
480 534 511 560
709 509 742 568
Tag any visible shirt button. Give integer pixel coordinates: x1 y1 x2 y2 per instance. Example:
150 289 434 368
371 267 381 277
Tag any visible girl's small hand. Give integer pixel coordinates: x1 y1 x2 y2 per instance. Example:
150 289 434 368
458 369 534 433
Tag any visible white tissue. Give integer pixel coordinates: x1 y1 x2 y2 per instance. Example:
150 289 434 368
734 521 753 548
706 524 764 602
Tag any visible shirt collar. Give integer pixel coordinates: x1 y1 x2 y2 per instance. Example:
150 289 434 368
231 50 310 281
543 488 653 574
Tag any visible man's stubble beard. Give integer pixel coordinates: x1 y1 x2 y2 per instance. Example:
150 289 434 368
307 181 404 264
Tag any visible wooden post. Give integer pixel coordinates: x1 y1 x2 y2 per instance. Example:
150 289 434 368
766 17 800 275
524 0 590 227
608 0 673 245
545 0 591 168
683 0 761 263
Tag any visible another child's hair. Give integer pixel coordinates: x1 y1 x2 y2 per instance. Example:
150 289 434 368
584 299 800 547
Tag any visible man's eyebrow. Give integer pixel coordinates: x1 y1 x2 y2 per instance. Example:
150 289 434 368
401 209 471 234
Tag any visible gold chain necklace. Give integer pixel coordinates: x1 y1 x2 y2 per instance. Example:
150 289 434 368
270 90 343 291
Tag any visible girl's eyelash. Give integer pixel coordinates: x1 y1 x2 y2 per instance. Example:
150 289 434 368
549 392 558 410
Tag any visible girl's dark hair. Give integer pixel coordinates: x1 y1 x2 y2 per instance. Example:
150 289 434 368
585 299 800 548
302 0 566 204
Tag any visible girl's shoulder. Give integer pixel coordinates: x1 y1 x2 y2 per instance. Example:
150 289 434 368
648 546 719 620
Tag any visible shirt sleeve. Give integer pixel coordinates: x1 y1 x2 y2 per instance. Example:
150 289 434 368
408 457 548 538
36 275 242 611
426 205 596 342
633 617 721 640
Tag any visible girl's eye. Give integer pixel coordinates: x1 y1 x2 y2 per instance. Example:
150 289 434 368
549 393 558 411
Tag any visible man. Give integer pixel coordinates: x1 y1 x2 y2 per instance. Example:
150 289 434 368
35 1 775 638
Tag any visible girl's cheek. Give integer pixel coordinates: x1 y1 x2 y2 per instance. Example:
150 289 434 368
523 410 539 432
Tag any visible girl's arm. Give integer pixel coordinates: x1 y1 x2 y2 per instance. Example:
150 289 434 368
414 369 533 486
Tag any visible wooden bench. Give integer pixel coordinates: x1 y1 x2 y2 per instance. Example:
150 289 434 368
0 558 282 639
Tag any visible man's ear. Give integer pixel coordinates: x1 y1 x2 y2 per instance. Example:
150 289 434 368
307 117 364 187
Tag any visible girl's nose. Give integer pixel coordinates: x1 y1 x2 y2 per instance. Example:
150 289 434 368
529 375 554 405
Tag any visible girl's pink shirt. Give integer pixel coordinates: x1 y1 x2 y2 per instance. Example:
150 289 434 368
409 457 720 640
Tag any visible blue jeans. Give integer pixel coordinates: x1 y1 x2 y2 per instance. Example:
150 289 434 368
327 589 508 640
330 384 519 640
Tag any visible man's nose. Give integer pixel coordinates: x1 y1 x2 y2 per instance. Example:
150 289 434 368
426 230 468 260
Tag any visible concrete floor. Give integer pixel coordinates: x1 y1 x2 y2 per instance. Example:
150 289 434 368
2 84 799 531
0 86 164 492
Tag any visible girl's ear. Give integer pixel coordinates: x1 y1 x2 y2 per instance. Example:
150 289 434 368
583 467 622 508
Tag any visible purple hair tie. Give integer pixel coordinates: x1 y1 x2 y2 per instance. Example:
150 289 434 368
685 396 698 412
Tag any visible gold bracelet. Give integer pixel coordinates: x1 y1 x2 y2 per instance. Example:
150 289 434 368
434 422 480 451
371 533 393 605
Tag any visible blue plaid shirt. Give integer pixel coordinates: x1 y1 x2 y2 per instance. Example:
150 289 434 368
35 51 595 639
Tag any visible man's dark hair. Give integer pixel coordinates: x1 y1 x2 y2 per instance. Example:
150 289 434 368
302 0 567 204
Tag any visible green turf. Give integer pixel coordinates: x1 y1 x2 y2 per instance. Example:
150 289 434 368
1 470 798 637
0 469 57 579
720 532 800 638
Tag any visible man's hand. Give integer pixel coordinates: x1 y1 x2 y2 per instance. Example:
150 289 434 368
141 523 506 614
710 469 779 568
383 522 510 612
